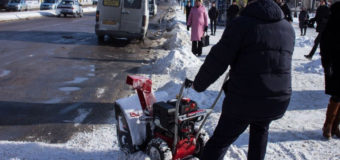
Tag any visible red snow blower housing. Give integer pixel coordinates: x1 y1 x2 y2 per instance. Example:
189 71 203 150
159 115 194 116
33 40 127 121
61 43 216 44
114 74 228 160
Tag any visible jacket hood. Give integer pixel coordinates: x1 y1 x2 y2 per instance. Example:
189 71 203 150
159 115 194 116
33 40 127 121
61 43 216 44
241 0 284 22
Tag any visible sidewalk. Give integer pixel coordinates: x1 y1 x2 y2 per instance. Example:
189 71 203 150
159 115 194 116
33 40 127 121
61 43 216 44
0 7 96 22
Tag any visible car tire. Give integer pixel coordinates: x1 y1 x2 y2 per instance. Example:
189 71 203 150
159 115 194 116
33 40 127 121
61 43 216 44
63 14 66 17
79 10 83 17
97 35 104 42
57 14 61 17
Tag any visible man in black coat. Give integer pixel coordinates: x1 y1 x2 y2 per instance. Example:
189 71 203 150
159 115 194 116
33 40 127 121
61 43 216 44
193 0 295 159
209 2 219 35
319 1 340 139
299 7 309 36
226 0 239 28
304 0 330 60
185 0 192 31
276 0 293 22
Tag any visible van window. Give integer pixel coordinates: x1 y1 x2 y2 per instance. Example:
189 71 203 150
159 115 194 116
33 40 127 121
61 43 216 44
103 0 119 7
43 0 55 3
124 0 141 9
61 0 74 4
10 0 21 3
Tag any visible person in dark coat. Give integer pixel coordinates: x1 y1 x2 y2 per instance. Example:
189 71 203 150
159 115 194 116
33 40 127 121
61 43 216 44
276 0 293 22
319 1 340 139
226 0 239 28
208 2 219 35
192 0 295 159
185 0 192 30
299 7 309 36
304 0 330 60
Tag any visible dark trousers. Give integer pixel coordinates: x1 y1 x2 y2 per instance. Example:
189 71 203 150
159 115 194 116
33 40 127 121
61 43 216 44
300 27 307 36
200 108 272 160
307 32 321 57
210 19 217 35
192 41 203 56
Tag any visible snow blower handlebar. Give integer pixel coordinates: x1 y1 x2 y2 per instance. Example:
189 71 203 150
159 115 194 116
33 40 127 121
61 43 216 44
194 71 230 142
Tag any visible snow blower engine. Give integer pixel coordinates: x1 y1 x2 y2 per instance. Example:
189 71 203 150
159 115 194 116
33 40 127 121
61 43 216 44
114 75 226 160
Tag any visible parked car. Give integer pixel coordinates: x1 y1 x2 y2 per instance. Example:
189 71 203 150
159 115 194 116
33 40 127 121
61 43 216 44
95 0 149 41
6 0 28 11
7 0 39 11
148 0 156 16
57 0 83 17
40 0 61 10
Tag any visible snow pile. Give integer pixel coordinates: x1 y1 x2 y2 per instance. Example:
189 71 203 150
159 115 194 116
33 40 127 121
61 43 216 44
163 24 191 50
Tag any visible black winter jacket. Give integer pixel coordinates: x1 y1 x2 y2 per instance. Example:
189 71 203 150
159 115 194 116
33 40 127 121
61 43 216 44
280 3 293 22
209 7 219 20
320 2 340 96
299 10 309 28
227 4 239 19
193 0 295 121
315 5 330 32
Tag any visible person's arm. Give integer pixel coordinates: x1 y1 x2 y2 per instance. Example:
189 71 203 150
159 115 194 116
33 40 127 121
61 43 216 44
187 9 193 26
208 9 212 19
204 8 209 27
193 18 246 92
320 23 332 69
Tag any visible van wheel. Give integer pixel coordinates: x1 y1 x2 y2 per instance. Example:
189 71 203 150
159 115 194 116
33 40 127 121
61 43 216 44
57 14 61 17
97 35 105 42
63 14 66 17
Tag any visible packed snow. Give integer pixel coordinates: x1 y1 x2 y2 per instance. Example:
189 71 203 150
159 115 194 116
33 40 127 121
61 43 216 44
0 5 339 160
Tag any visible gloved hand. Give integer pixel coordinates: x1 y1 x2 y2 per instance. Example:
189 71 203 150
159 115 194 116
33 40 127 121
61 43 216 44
184 78 193 88
187 25 190 31
204 26 208 32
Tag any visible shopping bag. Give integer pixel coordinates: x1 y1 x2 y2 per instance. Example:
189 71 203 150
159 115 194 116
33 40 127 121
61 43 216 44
201 32 210 47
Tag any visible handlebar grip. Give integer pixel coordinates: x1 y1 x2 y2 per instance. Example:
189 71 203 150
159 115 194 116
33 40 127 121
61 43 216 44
184 78 193 88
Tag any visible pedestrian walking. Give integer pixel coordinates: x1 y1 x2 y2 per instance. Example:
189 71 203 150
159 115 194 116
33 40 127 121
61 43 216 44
226 0 239 28
276 0 293 22
208 2 219 35
187 0 208 56
304 0 330 60
185 0 192 30
319 1 340 139
192 0 295 159
299 7 309 36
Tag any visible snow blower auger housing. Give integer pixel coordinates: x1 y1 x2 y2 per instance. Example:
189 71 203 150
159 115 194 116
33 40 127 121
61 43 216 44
114 75 224 160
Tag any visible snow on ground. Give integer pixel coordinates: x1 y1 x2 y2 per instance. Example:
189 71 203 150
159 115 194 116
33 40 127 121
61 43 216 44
0 7 96 22
0 6 339 160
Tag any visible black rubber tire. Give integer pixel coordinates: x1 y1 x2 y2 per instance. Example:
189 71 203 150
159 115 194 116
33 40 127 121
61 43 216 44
97 35 105 42
115 106 135 153
146 138 172 160
63 14 66 17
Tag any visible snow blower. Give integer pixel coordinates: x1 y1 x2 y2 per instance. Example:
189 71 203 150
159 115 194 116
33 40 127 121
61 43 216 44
114 74 228 160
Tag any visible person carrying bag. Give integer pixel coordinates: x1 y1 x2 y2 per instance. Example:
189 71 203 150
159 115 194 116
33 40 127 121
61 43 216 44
187 0 208 56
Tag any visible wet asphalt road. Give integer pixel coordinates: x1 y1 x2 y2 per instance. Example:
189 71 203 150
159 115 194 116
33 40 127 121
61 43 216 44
0 11 164 143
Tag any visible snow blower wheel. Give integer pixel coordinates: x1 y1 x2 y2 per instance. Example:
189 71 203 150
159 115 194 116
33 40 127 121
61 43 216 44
115 106 134 153
193 130 209 157
147 138 172 160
